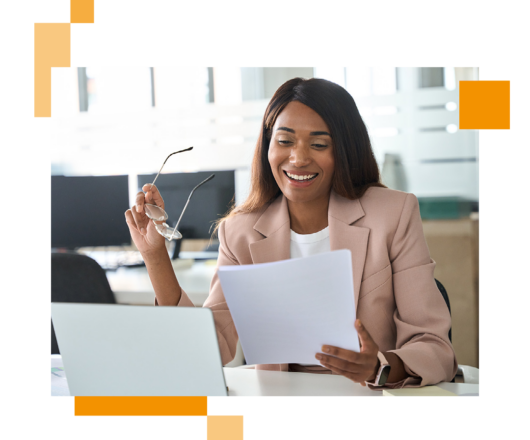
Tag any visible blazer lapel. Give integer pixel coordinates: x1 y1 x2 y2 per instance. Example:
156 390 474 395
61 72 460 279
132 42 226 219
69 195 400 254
249 191 369 311
328 191 370 312
249 195 291 264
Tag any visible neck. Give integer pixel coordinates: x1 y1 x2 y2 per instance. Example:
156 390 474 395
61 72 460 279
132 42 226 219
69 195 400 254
287 193 330 234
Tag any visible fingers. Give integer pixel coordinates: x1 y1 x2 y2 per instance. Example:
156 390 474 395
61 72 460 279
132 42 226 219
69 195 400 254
316 352 376 384
129 205 149 235
142 184 165 210
320 345 360 363
316 361 367 384
355 319 378 353
316 320 379 384
316 352 360 372
135 191 146 213
124 209 142 239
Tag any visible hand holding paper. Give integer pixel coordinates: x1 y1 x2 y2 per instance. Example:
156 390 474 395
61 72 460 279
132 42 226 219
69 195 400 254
217 250 359 365
316 319 380 385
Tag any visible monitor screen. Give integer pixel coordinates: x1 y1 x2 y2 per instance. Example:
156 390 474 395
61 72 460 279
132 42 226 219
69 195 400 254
51 175 131 248
137 171 235 239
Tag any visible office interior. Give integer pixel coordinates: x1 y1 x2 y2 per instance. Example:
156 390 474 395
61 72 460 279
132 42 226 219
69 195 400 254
51 67 479 370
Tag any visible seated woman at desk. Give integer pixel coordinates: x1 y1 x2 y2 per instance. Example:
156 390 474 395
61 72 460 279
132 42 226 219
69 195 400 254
125 77 458 388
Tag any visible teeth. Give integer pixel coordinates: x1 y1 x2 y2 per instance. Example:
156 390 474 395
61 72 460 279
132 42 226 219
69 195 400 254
286 172 317 181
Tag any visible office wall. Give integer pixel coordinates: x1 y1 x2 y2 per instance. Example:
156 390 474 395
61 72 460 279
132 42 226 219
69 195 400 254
50 66 480 206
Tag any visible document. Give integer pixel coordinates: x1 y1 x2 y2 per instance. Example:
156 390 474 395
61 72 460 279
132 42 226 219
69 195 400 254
218 249 359 365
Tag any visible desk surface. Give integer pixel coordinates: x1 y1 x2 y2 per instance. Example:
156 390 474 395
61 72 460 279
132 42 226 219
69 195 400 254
51 356 478 397
106 259 216 306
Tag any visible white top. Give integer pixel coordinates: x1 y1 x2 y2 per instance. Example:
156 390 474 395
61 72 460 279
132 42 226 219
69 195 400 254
290 226 331 366
290 226 330 259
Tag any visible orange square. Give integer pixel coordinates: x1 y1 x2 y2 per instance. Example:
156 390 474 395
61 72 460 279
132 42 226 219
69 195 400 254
70 0 96 24
459 80 510 129
75 396 207 416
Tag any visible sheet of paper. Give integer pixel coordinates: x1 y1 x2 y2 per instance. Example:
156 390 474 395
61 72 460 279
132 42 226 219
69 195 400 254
218 249 359 365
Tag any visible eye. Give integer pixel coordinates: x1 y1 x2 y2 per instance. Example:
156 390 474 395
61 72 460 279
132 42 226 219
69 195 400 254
277 140 292 145
312 143 328 149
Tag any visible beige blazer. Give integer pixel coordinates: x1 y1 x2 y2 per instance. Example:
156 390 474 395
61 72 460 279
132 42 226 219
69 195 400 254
176 187 458 388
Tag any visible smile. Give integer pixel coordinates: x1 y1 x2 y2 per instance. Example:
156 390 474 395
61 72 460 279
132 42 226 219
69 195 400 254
284 171 318 181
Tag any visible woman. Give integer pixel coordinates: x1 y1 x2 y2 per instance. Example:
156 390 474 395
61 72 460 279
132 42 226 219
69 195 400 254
125 77 458 389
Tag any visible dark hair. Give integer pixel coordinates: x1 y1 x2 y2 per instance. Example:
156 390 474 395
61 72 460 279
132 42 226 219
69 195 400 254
216 77 384 230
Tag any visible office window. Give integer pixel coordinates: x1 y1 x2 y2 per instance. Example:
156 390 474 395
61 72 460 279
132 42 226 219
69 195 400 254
153 67 210 109
371 67 397 95
213 67 243 105
81 67 153 114
314 67 346 88
345 67 397 97
255 67 397 98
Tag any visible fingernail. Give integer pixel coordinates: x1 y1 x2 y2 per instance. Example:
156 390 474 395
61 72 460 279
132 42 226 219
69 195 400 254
315 354 322 360
323 347 330 353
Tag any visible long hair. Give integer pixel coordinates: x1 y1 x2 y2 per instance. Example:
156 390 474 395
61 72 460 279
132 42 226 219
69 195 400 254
214 77 384 234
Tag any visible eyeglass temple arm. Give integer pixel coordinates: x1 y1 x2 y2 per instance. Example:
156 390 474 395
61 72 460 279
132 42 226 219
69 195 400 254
170 174 215 240
150 146 194 190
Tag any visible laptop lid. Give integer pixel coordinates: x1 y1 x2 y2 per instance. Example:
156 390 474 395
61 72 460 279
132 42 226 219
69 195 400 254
51 303 227 396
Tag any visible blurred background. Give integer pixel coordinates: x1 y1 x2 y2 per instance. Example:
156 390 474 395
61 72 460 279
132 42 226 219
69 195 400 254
50 67 479 368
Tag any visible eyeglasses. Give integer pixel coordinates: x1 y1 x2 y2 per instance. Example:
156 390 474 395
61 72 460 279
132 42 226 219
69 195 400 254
144 147 215 241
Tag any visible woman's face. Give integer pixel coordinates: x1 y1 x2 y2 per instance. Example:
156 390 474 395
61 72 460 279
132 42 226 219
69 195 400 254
268 101 335 205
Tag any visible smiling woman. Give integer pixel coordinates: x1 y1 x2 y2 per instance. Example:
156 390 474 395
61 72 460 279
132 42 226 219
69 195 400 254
214 78 384 232
125 77 458 390
268 101 336 233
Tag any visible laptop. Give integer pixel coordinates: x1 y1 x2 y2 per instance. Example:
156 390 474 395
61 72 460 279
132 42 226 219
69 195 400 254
51 303 228 396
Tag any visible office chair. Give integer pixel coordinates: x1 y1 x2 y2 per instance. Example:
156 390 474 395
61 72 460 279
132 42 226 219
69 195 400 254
51 252 116 354
435 278 451 343
434 279 479 384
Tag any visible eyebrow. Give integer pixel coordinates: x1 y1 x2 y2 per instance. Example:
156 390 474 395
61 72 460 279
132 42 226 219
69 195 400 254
277 127 332 137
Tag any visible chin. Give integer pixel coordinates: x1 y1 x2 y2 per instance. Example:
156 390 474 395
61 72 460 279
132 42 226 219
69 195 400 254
281 188 321 204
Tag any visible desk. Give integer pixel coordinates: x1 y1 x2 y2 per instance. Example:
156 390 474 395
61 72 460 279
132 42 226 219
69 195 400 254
51 356 478 397
106 259 217 306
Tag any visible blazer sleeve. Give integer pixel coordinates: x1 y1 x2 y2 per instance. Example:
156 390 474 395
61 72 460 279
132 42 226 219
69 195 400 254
383 193 458 388
200 220 240 366
153 221 239 366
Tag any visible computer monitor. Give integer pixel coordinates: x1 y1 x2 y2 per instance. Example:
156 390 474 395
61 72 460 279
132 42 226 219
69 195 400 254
51 175 131 248
137 171 235 240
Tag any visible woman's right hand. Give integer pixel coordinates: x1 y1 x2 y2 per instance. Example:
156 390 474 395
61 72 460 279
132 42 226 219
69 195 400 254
124 184 167 255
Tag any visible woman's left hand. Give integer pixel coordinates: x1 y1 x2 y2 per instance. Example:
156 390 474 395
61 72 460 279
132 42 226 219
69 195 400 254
315 319 379 386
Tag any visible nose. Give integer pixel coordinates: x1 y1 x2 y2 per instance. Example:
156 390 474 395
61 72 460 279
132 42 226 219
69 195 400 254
289 145 311 167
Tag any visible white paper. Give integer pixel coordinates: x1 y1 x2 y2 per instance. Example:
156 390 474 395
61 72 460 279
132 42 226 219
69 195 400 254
218 249 359 365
